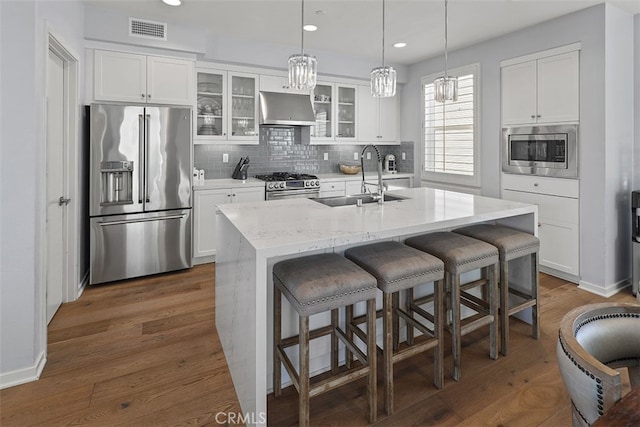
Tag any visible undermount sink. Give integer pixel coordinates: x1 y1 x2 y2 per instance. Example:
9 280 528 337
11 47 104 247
311 193 408 207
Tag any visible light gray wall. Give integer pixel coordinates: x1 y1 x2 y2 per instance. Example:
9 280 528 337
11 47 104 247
402 4 636 294
1 0 85 385
603 4 634 288
635 14 640 190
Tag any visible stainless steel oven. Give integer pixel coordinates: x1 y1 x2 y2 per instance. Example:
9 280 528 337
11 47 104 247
502 124 578 178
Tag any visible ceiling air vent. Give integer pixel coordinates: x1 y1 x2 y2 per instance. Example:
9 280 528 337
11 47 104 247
129 18 167 41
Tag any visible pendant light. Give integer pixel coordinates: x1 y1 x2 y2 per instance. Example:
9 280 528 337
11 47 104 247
370 0 396 97
434 0 458 102
288 0 317 91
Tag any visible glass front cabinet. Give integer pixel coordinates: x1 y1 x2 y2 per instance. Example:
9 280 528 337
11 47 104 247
195 69 259 144
336 85 357 141
310 83 357 143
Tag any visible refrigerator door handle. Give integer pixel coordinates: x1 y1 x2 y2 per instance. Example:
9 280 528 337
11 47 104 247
145 114 151 203
97 214 186 227
138 114 145 204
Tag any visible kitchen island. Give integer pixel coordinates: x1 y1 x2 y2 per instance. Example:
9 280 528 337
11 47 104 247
215 187 537 425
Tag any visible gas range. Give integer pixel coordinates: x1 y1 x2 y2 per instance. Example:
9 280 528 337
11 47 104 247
254 172 320 200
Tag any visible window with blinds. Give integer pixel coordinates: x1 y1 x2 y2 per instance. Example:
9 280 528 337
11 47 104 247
421 64 480 187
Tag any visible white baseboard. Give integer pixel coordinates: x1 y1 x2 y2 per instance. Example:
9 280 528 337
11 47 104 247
0 350 46 390
539 266 580 284
193 255 215 265
578 278 630 298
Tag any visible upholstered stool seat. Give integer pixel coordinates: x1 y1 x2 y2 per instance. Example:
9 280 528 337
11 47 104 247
273 253 378 426
453 224 540 355
344 241 445 415
405 231 499 381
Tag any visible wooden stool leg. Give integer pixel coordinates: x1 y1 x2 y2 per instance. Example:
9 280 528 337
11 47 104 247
299 315 310 427
331 308 339 374
500 260 510 356
489 264 498 360
367 298 378 423
532 253 540 340
451 273 462 381
406 288 414 345
433 279 444 389
273 285 282 397
345 304 353 369
392 291 400 351
383 292 393 416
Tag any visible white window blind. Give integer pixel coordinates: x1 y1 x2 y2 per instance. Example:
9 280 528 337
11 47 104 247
421 63 480 187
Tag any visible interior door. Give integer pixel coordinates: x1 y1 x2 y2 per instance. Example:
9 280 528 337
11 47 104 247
46 48 65 323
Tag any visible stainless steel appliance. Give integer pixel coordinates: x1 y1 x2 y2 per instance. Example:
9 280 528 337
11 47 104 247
384 154 397 174
89 104 192 285
632 191 640 296
259 91 316 126
255 172 320 200
502 124 578 178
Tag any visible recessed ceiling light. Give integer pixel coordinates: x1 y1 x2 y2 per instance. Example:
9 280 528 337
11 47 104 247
303 24 317 32
162 0 181 6
393 42 407 48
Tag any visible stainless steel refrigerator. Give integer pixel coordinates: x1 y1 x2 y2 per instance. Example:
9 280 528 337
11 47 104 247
89 104 192 285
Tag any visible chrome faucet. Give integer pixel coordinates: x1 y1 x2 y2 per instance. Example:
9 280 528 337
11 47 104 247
360 144 384 204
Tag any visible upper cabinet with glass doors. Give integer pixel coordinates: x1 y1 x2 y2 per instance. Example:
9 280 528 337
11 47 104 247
195 68 259 144
310 83 357 143
336 85 357 141
310 83 334 142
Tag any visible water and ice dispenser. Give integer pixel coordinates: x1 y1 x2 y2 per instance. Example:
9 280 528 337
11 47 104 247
101 161 133 205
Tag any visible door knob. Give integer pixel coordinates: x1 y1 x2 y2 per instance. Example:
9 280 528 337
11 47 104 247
58 196 71 206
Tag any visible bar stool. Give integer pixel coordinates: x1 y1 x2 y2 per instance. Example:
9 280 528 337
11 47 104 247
344 241 445 416
453 224 540 356
405 231 499 381
273 253 378 427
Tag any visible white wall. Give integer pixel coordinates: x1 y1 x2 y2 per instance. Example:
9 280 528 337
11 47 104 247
635 14 640 190
603 4 634 289
0 0 85 388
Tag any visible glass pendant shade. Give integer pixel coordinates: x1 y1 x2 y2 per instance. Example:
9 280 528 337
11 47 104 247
371 66 397 97
434 76 458 102
288 53 317 91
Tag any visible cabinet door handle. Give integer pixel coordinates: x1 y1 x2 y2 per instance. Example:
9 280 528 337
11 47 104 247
538 222 542 228
147 94 151 99
537 114 541 118
530 114 535 119
141 94 145 98
533 183 539 187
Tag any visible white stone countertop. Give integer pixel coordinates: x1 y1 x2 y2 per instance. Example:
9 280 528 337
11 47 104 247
216 187 537 257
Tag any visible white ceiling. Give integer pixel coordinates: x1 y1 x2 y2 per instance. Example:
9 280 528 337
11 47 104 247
86 0 640 65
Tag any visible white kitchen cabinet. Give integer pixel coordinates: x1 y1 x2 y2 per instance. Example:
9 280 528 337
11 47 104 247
259 74 311 95
195 69 259 144
336 85 358 141
94 50 194 105
501 50 579 125
310 82 335 142
357 85 399 143
501 174 579 278
193 187 264 260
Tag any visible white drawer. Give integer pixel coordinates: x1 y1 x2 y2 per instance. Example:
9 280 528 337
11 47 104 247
501 173 579 198
320 181 346 192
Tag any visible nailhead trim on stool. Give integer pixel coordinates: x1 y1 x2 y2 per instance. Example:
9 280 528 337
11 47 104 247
345 241 445 415
453 224 540 356
273 253 378 426
405 231 499 381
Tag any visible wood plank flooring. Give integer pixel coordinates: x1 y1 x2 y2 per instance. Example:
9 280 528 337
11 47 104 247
0 265 636 426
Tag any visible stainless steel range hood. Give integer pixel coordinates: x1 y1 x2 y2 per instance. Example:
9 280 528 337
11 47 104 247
259 91 316 126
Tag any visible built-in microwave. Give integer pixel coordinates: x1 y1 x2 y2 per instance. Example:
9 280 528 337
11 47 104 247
502 124 578 178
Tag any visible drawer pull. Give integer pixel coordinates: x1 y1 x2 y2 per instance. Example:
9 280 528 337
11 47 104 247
533 183 539 187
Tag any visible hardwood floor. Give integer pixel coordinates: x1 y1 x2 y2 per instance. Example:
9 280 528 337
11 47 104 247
0 265 636 426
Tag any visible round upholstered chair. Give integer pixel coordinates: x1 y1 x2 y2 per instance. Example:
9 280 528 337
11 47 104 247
556 302 640 427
